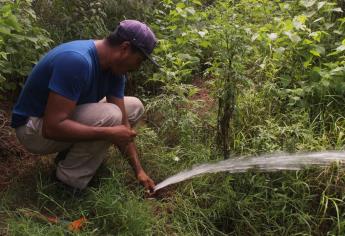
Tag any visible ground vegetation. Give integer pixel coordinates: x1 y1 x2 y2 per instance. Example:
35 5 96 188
1 0 345 235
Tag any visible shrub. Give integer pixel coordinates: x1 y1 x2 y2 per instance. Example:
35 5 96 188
0 0 51 95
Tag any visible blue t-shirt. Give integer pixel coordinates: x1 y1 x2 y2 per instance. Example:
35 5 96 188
11 40 126 128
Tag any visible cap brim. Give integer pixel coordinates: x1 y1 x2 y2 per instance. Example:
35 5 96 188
138 48 160 68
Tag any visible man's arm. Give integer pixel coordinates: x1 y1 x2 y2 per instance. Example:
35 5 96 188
107 96 155 191
42 92 136 144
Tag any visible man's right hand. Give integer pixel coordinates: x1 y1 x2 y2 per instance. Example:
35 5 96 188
107 125 137 145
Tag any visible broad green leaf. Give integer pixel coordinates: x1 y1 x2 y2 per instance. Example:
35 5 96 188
167 25 177 31
303 39 313 45
310 31 322 42
5 46 16 54
336 45 345 52
191 0 202 6
283 3 291 10
284 31 301 43
293 20 305 30
0 26 11 35
310 49 320 57
323 62 339 69
176 8 187 17
332 8 343 13
28 37 39 43
199 40 211 48
294 88 304 96
0 52 7 60
25 9 37 20
317 2 326 10
5 14 21 31
1 4 13 18
325 23 335 30
186 7 196 15
275 47 285 54
305 11 317 18
312 66 321 73
10 34 26 41
328 49 342 56
198 30 208 38
268 33 278 40
283 19 294 31
331 66 345 75
297 15 307 24
303 58 312 68
301 0 317 8
321 79 330 87
251 33 259 42
177 53 192 60
176 2 185 9
315 45 325 55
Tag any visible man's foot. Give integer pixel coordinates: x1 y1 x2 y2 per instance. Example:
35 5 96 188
50 169 85 198
54 177 85 198
54 148 70 165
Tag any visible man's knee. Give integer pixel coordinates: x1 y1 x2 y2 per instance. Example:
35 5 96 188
125 97 145 124
133 97 145 119
98 103 123 127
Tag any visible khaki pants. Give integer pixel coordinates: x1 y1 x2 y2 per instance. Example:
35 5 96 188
15 97 144 190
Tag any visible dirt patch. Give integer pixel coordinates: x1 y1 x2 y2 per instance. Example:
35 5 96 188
0 155 39 192
0 104 38 192
191 77 215 116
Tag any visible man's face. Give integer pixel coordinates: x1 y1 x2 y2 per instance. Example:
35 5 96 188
109 42 147 74
125 51 146 72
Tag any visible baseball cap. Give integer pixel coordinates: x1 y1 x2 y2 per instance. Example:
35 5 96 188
115 20 159 67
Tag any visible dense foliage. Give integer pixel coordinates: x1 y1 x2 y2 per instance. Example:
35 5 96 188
1 0 345 235
0 0 51 95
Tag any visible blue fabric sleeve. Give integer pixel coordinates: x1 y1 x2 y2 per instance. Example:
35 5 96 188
48 52 89 101
107 75 126 98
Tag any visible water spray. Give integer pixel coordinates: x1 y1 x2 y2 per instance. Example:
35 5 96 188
153 151 345 192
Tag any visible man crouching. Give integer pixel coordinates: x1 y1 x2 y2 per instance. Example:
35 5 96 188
11 20 158 191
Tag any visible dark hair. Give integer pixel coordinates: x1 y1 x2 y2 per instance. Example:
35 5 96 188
105 30 141 54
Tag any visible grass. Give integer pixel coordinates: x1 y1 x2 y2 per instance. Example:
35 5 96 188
2 92 345 235
2 0 345 234
2 124 345 235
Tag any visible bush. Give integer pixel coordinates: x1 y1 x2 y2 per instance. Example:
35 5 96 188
0 0 51 95
33 0 108 44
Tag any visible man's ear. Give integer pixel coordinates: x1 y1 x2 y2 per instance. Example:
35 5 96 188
119 41 131 54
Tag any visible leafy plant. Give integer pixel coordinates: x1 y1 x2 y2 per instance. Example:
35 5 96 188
33 0 108 43
0 0 51 94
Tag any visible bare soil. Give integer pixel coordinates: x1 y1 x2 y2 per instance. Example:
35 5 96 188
191 76 215 116
0 101 39 192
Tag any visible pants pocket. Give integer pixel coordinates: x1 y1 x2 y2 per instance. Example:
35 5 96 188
26 117 42 135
